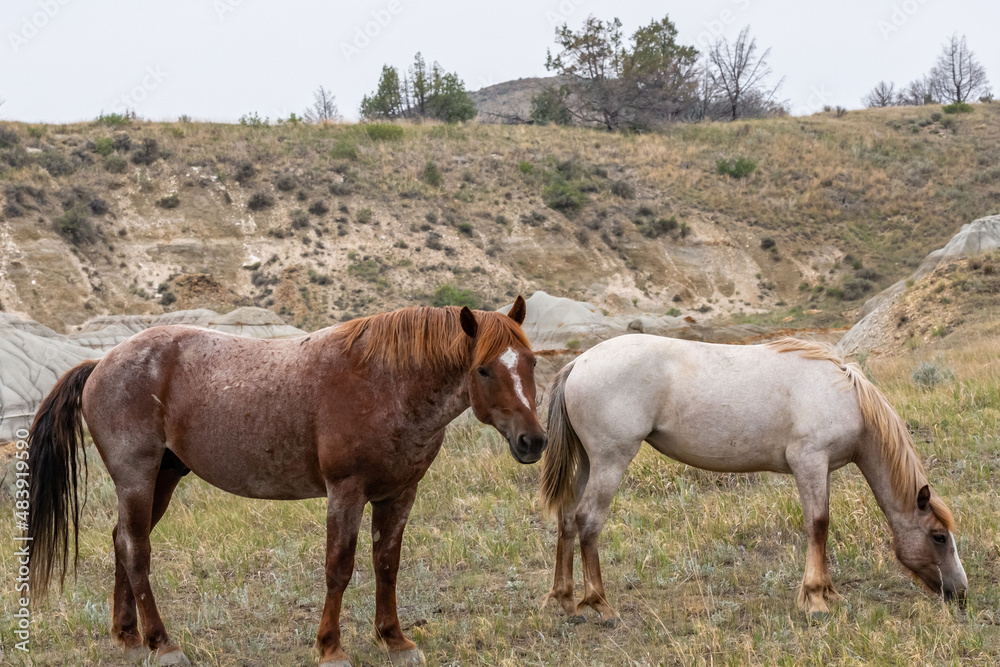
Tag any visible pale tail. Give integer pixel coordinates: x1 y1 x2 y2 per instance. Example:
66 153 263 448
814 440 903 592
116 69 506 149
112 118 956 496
540 362 584 518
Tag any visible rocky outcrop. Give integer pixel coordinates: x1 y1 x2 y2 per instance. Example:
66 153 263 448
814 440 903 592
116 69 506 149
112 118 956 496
0 307 305 441
837 215 1000 357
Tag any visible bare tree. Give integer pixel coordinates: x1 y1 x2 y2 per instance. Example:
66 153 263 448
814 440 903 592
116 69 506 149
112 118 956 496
928 34 990 104
304 86 340 123
862 81 897 108
706 26 783 121
897 77 935 106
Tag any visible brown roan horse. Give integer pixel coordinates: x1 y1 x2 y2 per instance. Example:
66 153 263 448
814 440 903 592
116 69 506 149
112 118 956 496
28 297 545 667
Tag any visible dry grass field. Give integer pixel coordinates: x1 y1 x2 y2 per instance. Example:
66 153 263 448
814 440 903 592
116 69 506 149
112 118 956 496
2 336 998 666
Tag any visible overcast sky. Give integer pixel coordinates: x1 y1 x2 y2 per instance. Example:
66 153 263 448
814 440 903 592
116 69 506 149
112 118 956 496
2 0 998 124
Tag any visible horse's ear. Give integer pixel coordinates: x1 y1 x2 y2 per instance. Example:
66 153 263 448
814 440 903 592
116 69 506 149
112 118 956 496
460 306 478 339
507 295 526 325
917 484 930 511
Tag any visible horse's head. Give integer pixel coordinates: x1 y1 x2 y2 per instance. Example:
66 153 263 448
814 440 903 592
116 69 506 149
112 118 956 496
894 484 968 606
459 296 547 464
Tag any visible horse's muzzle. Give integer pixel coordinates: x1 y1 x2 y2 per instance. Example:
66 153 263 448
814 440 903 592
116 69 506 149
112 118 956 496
510 432 547 464
944 585 968 610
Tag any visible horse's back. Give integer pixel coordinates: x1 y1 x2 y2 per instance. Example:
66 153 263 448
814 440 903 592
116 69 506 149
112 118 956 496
82 325 331 498
564 335 862 473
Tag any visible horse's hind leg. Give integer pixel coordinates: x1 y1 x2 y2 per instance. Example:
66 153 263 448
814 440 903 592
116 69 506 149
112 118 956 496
575 439 641 623
789 454 839 616
543 508 581 619
112 463 184 655
112 460 190 664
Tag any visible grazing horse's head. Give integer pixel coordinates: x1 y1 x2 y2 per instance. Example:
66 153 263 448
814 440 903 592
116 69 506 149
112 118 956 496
894 484 968 606
459 296 547 464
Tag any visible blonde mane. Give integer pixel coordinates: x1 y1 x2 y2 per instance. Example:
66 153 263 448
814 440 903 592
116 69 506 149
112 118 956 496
333 306 530 371
767 338 954 530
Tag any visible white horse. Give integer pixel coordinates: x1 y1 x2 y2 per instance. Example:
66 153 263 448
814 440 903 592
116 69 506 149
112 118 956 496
539 335 967 621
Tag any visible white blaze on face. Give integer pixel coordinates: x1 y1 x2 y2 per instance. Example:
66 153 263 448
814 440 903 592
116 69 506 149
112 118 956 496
500 347 531 410
950 532 968 584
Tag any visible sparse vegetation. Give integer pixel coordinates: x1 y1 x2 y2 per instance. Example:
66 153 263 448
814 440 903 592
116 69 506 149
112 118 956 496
155 193 180 209
716 156 757 178
431 283 479 308
247 192 275 211
422 161 443 186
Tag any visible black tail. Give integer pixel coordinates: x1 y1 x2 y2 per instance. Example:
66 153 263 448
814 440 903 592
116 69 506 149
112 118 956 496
27 360 98 600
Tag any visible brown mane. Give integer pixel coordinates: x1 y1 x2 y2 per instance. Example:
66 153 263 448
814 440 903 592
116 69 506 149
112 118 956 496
767 338 955 531
333 305 530 371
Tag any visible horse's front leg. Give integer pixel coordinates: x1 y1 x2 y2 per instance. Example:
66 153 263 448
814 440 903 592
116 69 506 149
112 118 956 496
789 455 839 616
317 486 366 667
370 485 426 666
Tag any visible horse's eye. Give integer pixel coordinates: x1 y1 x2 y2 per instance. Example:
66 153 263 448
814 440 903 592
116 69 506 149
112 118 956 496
933 534 947 545
532 358 537 368
477 367 490 378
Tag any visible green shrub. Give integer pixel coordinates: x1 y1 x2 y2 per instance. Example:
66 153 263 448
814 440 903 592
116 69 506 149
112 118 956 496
356 208 373 224
610 180 635 199
529 86 572 126
155 193 180 209
308 269 332 285
35 150 75 176
564 339 581 350
0 125 20 149
160 291 177 306
54 205 96 244
456 221 474 235
638 216 678 239
104 155 128 173
275 174 296 191
88 197 109 215
330 140 358 160
130 138 161 165
94 137 115 156
290 209 310 229
543 182 587 213
912 361 954 388
760 236 776 251
942 102 974 114
308 200 329 216
422 161 443 186
95 112 131 127
247 192 275 211
666 308 682 317
518 160 534 175
840 276 875 300
716 157 757 179
431 284 479 308
234 161 256 183
362 123 404 141
348 258 386 283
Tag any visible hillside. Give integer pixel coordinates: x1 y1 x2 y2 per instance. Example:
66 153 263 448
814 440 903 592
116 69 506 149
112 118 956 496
1 104 999 333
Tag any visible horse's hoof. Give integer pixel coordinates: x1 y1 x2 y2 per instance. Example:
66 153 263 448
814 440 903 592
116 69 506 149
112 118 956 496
157 648 193 666
601 616 622 628
124 645 150 662
388 648 426 666
566 614 588 625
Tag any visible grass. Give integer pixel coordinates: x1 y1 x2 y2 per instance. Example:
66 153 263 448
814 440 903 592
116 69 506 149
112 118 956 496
2 339 999 665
